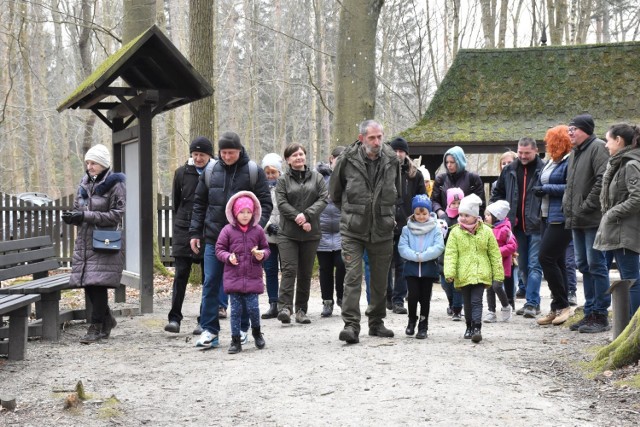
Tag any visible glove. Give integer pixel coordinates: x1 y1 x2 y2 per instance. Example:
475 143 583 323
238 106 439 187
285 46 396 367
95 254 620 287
62 211 84 225
266 224 279 236
533 186 545 197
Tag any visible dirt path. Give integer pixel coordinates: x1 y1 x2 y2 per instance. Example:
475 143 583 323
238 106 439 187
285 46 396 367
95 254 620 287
1 279 638 426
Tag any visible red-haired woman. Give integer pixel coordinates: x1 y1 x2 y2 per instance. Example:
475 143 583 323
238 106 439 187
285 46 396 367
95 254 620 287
535 125 574 326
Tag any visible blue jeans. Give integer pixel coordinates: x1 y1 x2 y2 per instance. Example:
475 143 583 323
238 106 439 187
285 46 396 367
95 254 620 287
201 244 249 334
572 228 610 315
263 243 280 303
514 229 542 307
387 235 407 305
363 250 371 304
565 240 578 294
610 248 640 317
440 275 463 309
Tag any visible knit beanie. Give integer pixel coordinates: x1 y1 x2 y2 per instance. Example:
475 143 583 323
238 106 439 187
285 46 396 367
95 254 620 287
411 194 432 212
219 131 242 150
85 144 111 169
261 152 283 173
189 136 214 156
390 137 409 154
418 165 431 181
486 200 510 221
233 196 255 218
569 114 595 135
331 146 345 158
458 194 482 217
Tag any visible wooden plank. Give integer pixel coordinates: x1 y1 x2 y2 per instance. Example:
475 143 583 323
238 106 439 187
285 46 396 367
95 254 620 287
0 275 71 294
0 260 61 282
0 235 52 252
0 294 40 315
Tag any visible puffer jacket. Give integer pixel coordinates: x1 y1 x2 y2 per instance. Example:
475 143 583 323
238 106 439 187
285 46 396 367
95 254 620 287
69 169 126 289
216 191 270 294
276 165 328 242
190 148 272 244
490 157 544 234
538 155 569 224
171 158 207 258
594 148 640 253
329 141 401 243
563 136 609 229
398 213 445 278
395 158 426 236
443 222 504 288
316 163 341 251
491 218 517 278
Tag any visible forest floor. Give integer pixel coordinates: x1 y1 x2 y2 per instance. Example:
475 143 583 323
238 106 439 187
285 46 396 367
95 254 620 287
1 273 640 426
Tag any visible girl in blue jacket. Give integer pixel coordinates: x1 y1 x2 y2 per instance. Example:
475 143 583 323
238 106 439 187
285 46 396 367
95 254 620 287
398 195 446 339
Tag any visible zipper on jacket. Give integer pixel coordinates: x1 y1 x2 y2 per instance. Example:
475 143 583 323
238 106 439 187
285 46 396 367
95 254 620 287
521 168 527 233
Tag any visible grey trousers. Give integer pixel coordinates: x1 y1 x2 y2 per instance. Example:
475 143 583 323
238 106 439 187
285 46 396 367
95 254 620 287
341 236 393 334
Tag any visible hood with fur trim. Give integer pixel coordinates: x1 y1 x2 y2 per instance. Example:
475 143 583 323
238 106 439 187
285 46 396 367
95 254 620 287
225 190 262 227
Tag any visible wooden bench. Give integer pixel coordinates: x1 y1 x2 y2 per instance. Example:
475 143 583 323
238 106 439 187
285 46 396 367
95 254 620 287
0 294 41 360
0 236 75 341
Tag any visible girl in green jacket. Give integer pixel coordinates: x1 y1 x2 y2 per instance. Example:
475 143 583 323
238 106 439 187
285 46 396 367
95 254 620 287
444 194 504 343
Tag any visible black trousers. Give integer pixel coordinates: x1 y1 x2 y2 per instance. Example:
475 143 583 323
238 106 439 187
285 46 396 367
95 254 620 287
406 276 434 324
169 256 204 323
317 250 345 302
86 286 110 324
539 221 572 311
460 284 485 326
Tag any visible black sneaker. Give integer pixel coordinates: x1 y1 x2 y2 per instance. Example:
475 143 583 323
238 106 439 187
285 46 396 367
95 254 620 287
569 313 591 331
164 320 180 333
471 327 482 343
452 312 462 321
568 292 578 306
464 327 473 339
579 313 611 334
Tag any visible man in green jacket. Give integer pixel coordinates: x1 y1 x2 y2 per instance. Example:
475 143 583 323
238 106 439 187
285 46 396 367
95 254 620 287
329 120 401 344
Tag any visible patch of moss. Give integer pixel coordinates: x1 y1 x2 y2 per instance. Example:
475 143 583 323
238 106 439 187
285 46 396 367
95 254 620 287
615 374 640 389
98 396 122 419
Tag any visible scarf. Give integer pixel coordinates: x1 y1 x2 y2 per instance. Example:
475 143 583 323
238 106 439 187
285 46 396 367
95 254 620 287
600 145 635 212
459 220 479 234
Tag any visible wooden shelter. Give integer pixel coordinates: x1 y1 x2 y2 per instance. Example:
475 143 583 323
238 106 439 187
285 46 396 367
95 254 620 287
401 41 640 178
57 25 213 314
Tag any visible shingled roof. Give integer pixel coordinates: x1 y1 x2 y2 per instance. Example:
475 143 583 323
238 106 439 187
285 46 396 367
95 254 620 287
402 41 640 146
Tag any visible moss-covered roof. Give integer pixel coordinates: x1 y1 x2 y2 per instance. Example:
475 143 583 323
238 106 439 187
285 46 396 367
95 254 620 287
57 25 212 113
402 42 640 143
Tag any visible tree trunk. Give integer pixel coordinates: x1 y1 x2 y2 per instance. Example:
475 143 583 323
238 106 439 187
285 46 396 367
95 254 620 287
590 309 640 371
122 0 157 42
480 0 497 48
497 0 509 48
333 0 384 147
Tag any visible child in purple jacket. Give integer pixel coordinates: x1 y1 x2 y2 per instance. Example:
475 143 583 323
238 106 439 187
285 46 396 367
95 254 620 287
216 191 271 354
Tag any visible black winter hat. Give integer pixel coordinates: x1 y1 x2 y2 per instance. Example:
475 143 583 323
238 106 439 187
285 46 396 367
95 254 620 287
390 137 409 154
218 131 243 150
189 136 214 156
569 114 595 136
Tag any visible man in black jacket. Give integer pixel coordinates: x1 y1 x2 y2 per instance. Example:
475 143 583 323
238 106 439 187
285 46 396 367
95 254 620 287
164 137 213 334
189 132 272 348
387 137 426 314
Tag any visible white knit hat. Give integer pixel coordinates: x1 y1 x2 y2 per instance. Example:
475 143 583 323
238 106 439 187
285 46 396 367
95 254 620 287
85 144 111 169
261 152 283 173
418 165 431 181
486 200 510 221
458 194 482 217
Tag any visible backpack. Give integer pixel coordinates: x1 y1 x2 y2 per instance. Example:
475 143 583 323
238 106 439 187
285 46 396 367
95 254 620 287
204 159 258 190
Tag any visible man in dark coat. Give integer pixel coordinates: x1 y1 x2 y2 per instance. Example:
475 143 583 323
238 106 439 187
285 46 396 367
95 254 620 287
189 132 272 348
387 137 426 314
164 136 212 334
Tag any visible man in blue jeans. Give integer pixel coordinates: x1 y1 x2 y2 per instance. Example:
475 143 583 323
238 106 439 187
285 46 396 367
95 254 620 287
562 114 610 333
189 132 272 348
491 137 544 318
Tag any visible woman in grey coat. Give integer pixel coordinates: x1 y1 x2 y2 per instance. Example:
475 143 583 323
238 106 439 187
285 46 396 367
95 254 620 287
63 144 126 344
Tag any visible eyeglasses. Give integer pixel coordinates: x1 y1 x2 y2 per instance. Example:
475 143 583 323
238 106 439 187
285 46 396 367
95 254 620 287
568 126 577 134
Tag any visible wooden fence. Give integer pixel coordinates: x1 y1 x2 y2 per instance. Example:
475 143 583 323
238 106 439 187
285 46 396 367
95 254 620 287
1 192 176 267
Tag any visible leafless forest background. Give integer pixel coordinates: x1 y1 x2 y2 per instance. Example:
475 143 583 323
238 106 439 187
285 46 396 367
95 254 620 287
1 0 640 199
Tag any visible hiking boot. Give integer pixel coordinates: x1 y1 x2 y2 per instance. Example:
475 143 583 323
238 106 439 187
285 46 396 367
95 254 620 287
164 320 180 333
228 336 242 354
295 309 311 324
568 292 578 306
552 307 572 325
463 325 473 339
405 319 416 336
579 313 611 333
101 310 117 338
415 317 428 339
80 323 102 344
500 305 513 322
252 327 266 349
471 325 482 343
483 311 497 323
386 300 393 310
523 305 537 318
218 307 227 319
339 326 359 344
569 314 591 331
536 310 557 326
452 307 462 321
516 289 526 299
192 324 203 335
392 304 408 314
261 302 278 319
369 323 394 338
196 330 219 348
277 308 291 324
321 300 334 318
